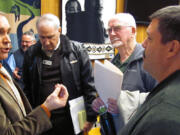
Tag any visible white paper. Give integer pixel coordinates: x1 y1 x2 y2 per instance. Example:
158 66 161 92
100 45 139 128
94 60 123 104
69 96 85 134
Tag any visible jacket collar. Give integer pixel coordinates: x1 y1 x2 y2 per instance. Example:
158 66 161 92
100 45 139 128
146 70 180 101
60 34 74 54
122 70 180 134
113 43 144 64
128 43 144 63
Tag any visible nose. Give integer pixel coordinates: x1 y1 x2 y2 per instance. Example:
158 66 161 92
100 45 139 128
109 29 116 36
111 29 116 35
3 34 11 46
22 44 28 48
142 38 147 48
43 38 50 45
22 41 28 46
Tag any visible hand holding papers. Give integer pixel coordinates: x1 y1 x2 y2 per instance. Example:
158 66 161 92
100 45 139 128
94 60 123 104
69 96 86 135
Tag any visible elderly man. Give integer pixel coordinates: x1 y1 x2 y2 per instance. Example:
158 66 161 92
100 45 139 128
23 13 97 135
7 29 36 89
92 13 157 134
120 5 180 135
0 14 69 135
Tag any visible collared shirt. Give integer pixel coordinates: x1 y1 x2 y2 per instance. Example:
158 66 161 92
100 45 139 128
112 53 133 73
42 38 61 57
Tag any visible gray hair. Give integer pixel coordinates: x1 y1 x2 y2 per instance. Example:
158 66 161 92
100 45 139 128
23 29 36 41
110 13 136 28
36 13 60 30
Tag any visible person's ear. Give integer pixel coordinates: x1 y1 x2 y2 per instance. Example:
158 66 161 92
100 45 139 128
58 27 61 33
130 27 136 38
131 27 136 34
167 40 180 58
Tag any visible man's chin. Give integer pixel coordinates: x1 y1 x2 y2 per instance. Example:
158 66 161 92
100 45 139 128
0 54 8 60
111 41 123 48
44 47 54 52
112 43 123 48
22 48 28 52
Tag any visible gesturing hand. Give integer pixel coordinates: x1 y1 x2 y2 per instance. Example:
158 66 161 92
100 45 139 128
43 84 69 111
13 67 21 79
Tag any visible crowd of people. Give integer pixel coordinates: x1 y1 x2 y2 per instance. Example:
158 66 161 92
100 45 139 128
0 5 180 135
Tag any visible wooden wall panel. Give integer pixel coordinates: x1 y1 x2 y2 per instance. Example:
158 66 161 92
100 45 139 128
116 0 124 13
136 25 147 43
41 0 61 18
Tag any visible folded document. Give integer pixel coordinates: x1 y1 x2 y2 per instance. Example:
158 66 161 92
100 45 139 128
94 60 123 104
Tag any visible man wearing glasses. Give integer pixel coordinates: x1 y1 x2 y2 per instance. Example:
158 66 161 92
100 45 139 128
92 13 157 134
6 29 36 89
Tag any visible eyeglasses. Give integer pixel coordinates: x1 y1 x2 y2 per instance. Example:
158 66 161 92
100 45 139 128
107 25 131 33
21 40 34 44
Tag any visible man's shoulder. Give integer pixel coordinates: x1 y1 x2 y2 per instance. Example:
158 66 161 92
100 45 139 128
132 43 144 59
130 95 180 134
142 98 180 125
26 42 41 56
60 35 83 53
14 48 21 54
70 40 84 51
61 36 85 54
134 105 180 135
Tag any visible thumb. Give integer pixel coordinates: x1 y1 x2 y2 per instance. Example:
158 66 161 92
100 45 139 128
53 86 61 96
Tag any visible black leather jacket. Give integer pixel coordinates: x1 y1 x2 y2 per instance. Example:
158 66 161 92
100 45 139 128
23 35 97 122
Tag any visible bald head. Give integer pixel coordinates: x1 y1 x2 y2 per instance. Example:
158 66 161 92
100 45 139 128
36 13 61 31
36 13 61 53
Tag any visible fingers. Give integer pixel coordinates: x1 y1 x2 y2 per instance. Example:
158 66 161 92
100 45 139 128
107 98 117 105
13 68 21 79
92 97 105 112
54 84 69 98
43 84 69 111
15 67 19 71
107 98 119 114
83 121 93 133
53 84 61 96
59 84 69 99
14 73 21 79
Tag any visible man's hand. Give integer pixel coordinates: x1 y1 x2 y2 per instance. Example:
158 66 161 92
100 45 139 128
83 121 94 133
107 98 119 114
43 84 69 111
13 67 21 79
92 97 105 113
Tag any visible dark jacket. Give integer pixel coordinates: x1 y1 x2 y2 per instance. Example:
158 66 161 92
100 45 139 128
13 48 25 89
23 35 97 133
119 70 180 135
112 44 157 92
